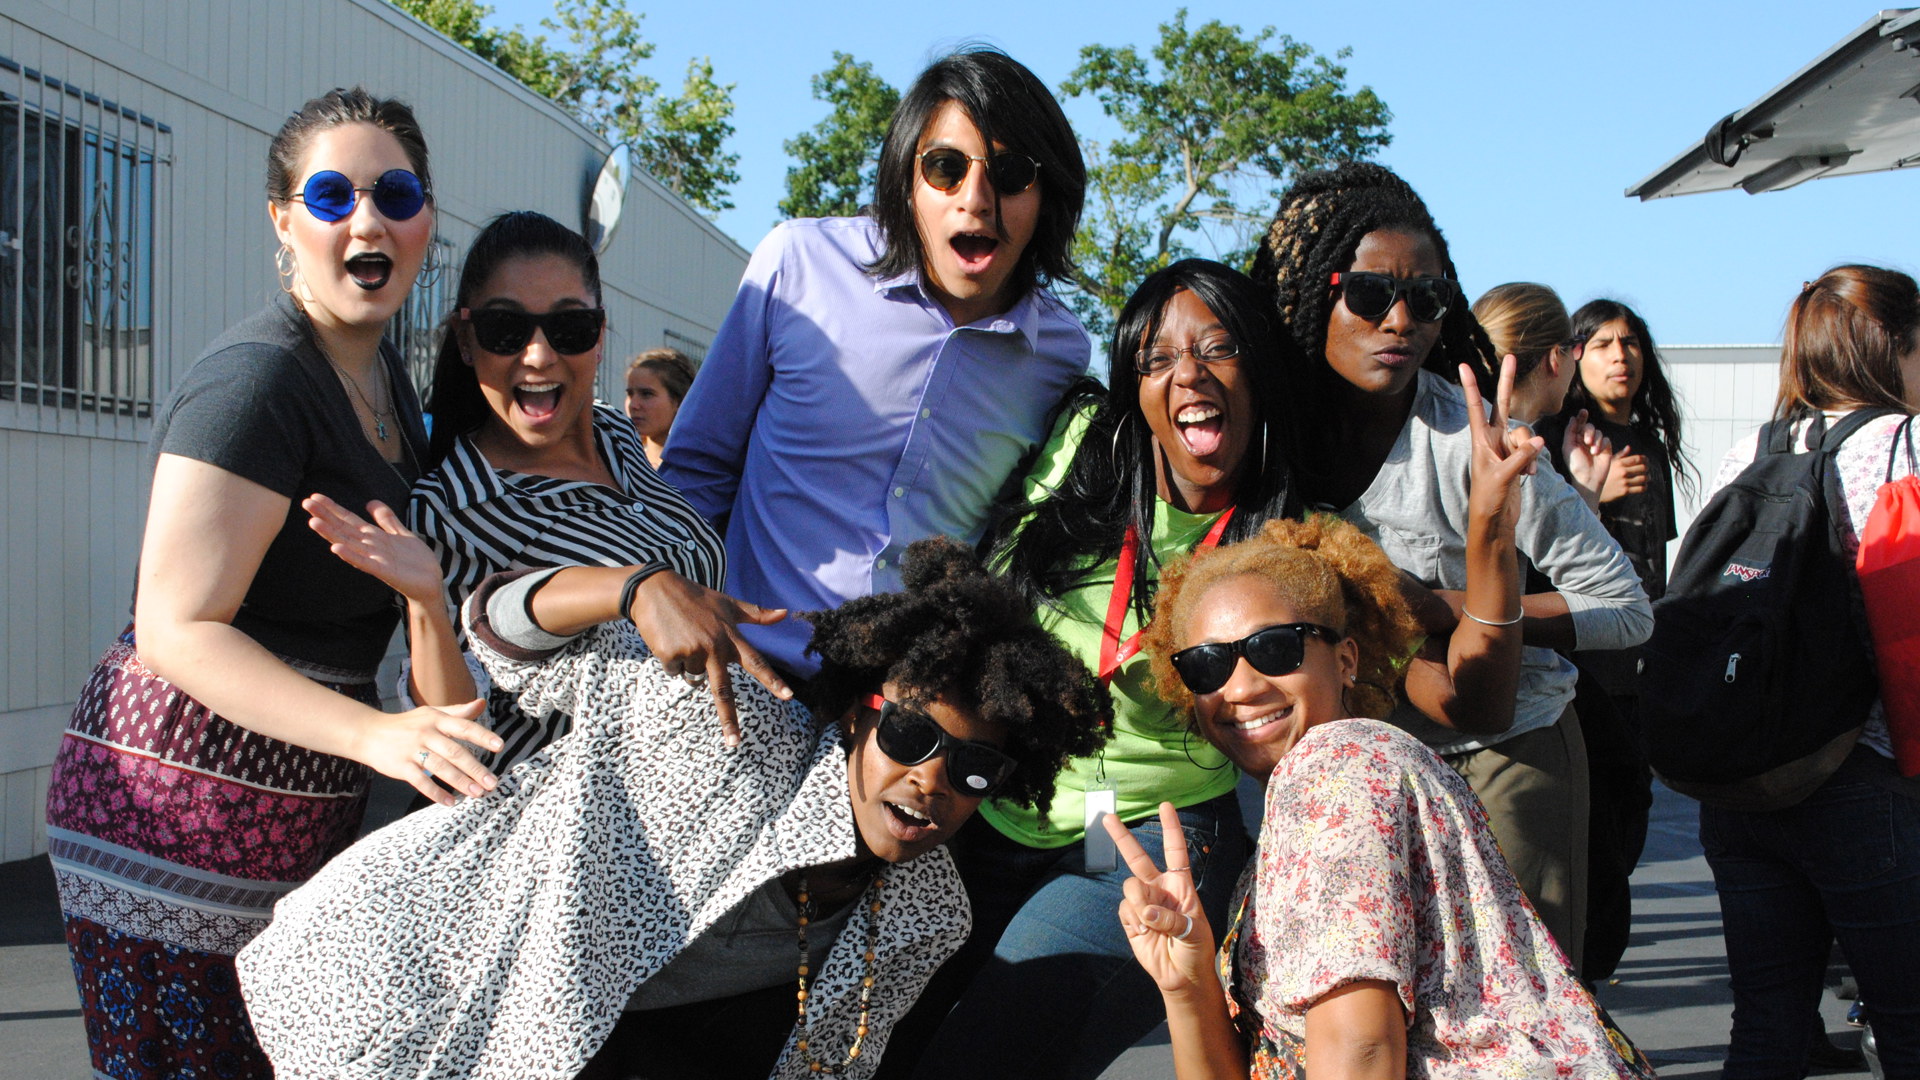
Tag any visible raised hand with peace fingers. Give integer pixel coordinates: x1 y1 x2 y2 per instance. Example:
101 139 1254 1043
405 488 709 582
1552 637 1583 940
1103 802 1217 995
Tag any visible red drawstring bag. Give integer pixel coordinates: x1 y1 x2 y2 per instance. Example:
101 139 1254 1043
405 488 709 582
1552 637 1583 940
1855 415 1920 776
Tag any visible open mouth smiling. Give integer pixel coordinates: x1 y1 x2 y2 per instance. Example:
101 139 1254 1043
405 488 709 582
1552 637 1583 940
513 381 561 421
949 231 999 271
1175 403 1226 458
345 252 393 292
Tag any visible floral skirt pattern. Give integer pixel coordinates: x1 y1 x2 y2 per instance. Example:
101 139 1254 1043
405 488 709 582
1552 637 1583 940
45 630 374 1080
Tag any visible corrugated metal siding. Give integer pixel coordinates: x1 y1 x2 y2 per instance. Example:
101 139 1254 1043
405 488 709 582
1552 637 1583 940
1663 345 1782 540
0 0 748 856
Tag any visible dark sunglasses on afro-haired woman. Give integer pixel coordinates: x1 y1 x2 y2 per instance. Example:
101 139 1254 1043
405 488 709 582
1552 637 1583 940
866 694 1016 797
1330 271 1457 324
1168 622 1343 696
460 307 606 356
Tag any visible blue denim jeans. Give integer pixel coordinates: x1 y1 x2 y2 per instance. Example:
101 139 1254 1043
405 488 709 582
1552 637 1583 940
1699 749 1920 1079
881 790 1250 1080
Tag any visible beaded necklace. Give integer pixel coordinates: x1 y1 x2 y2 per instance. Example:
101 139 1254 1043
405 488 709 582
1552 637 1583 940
793 871 884 1075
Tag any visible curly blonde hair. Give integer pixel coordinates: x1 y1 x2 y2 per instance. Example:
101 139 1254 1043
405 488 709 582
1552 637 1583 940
1143 515 1421 722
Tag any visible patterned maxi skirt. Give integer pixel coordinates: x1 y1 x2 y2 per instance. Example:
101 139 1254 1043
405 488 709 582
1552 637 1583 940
44 629 375 1080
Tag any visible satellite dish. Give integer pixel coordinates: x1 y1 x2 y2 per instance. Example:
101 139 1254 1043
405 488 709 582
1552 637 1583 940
584 143 632 254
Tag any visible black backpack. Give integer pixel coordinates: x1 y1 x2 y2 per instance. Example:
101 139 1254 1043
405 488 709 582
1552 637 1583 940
1641 408 1894 810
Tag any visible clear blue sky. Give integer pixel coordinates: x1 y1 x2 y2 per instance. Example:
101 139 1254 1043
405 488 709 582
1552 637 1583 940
484 0 1916 346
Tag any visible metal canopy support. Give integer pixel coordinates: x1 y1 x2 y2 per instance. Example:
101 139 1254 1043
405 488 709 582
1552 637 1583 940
1627 8 1920 200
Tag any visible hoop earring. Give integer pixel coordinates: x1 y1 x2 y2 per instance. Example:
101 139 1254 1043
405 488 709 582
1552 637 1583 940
415 242 443 290
1180 724 1232 772
1110 410 1132 476
275 244 297 294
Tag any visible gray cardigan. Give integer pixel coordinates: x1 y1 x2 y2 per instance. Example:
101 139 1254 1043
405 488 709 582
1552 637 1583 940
1335 370 1652 754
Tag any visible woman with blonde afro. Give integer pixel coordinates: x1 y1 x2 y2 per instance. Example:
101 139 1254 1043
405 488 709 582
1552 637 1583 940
1104 366 1657 1078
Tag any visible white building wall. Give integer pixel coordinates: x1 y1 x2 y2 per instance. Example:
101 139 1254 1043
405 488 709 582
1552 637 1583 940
1662 344 1783 541
0 0 748 857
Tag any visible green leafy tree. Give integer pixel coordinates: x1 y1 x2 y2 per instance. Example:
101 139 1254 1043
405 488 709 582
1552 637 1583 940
779 53 900 221
1061 9 1392 333
391 0 739 215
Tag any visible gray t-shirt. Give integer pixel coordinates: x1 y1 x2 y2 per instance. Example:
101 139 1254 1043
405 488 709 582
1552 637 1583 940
1333 369 1652 755
147 292 426 673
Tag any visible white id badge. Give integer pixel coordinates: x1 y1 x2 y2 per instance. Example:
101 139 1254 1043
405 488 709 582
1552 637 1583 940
1082 783 1119 873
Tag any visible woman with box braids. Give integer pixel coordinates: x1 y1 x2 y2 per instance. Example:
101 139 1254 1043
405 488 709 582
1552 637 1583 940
1247 161 1654 976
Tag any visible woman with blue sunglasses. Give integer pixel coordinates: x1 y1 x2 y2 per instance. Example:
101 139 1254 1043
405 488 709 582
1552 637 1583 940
43 88 501 1080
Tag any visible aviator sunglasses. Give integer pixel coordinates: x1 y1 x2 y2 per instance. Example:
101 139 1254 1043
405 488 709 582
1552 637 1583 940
917 147 1042 196
460 307 606 356
290 169 429 223
1168 622 1343 696
865 694 1017 797
1329 271 1457 324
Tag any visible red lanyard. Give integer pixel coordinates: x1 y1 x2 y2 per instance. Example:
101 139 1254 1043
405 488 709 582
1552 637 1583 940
1097 508 1234 685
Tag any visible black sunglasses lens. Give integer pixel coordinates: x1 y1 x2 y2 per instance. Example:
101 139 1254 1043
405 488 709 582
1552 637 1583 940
920 149 969 191
1171 645 1236 695
1341 272 1395 320
371 169 426 221
1407 280 1451 322
986 154 1036 194
876 708 941 766
1242 626 1308 678
300 171 355 222
471 311 534 354
542 310 604 354
949 745 1014 795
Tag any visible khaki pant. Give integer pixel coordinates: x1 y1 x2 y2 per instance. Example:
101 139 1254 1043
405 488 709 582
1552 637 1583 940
1446 704 1591 975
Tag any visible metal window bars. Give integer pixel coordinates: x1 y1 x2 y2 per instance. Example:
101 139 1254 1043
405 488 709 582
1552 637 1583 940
0 59 168 427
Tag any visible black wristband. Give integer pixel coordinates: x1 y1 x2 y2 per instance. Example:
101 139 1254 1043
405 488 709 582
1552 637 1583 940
617 561 672 630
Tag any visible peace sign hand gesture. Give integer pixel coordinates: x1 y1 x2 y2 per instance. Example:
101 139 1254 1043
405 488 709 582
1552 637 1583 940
1460 357 1545 542
1105 802 1217 996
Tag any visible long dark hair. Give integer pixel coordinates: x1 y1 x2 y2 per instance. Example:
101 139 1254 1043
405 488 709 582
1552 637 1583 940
866 46 1085 295
1566 299 1695 497
424 211 602 467
987 259 1301 625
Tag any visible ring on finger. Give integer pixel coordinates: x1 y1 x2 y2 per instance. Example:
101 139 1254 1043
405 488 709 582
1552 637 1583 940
681 672 708 689
416 749 432 777
1174 913 1195 941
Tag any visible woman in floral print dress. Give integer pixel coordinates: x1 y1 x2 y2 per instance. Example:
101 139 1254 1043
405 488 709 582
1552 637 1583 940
1106 364 1656 1078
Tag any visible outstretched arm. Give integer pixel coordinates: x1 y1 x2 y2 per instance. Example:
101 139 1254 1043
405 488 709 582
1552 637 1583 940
1104 805 1248 1080
136 455 500 807
304 494 476 709
516 565 791 747
1401 359 1533 735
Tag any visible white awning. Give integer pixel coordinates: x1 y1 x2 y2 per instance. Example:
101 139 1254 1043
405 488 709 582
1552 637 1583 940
1628 8 1920 199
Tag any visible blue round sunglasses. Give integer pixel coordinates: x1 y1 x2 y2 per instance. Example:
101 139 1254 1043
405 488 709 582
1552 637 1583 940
290 169 429 223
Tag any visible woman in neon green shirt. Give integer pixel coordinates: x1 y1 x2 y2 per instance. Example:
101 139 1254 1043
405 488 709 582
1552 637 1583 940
889 259 1300 1079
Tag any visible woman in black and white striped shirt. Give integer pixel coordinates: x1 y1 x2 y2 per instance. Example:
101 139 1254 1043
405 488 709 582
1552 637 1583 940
411 211 792 772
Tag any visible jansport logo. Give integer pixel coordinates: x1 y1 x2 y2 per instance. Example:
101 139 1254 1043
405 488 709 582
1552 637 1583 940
1723 562 1771 583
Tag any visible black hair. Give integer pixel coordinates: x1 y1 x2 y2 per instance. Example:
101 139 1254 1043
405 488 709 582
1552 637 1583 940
424 211 603 467
1565 299 1696 498
866 46 1085 296
1250 162 1499 435
803 537 1111 814
268 87 431 203
985 259 1302 629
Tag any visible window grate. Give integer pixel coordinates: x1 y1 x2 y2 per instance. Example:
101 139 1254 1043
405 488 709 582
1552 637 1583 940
662 328 709 364
390 236 454 400
0 63 168 426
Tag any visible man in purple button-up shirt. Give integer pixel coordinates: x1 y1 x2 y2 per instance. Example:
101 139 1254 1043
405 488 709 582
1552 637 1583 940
661 48 1090 677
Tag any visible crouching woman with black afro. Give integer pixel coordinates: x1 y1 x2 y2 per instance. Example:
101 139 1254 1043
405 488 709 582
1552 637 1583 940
236 536 1110 1080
